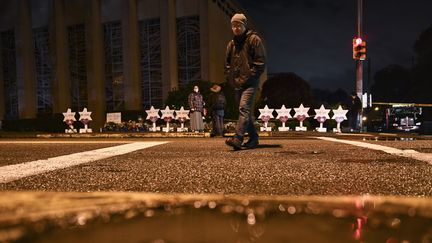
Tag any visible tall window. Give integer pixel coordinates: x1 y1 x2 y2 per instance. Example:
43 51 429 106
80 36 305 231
104 21 124 112
177 16 201 87
1 30 18 119
139 18 162 109
34 26 53 114
68 24 87 111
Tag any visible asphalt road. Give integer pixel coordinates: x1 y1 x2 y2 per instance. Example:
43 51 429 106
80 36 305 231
1 135 431 196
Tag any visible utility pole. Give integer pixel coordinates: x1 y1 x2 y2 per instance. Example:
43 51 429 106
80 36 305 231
356 0 363 98
356 0 364 130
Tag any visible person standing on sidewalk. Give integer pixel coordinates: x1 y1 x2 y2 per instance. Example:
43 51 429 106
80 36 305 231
188 85 205 132
224 13 266 150
209 84 226 137
348 92 362 132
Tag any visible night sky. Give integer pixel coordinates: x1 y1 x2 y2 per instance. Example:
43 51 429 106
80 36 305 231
236 0 432 92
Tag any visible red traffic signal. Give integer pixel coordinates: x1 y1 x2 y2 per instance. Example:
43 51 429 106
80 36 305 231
352 37 366 60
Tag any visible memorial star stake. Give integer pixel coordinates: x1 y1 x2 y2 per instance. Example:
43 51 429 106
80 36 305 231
258 105 274 131
161 106 175 132
331 105 348 133
314 104 330 132
175 106 190 132
78 108 92 123
145 106 160 131
293 104 310 131
276 105 291 131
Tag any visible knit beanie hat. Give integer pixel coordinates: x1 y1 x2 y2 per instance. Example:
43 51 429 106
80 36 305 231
231 13 247 26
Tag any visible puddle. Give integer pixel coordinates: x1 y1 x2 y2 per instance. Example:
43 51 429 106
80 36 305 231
8 198 432 243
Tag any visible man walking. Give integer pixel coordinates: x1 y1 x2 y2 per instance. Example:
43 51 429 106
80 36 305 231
224 13 266 150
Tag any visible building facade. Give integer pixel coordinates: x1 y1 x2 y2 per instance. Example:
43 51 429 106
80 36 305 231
0 0 266 129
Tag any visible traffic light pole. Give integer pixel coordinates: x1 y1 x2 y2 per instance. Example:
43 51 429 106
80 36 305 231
356 0 364 130
356 62 363 100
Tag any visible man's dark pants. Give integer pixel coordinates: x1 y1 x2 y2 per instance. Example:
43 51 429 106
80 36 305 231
349 112 360 131
212 110 224 136
235 86 258 142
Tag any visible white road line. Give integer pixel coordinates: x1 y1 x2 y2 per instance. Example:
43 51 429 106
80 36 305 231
316 137 432 165
0 142 168 183
0 141 132 144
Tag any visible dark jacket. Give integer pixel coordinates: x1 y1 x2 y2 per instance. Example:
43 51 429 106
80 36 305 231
209 92 226 111
225 30 266 89
349 96 362 113
188 92 205 112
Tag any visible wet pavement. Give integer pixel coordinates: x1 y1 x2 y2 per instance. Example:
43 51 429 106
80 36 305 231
1 137 431 196
1 192 432 243
1 133 432 242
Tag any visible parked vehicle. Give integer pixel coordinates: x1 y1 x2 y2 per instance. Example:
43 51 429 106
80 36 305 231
364 104 423 133
386 105 422 132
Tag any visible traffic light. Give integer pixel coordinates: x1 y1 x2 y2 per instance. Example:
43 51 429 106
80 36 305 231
352 37 366 60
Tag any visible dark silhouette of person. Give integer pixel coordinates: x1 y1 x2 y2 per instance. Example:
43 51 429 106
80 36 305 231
209 84 226 137
349 92 362 131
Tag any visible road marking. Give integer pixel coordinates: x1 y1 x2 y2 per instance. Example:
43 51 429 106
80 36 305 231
0 142 168 183
0 141 133 144
316 137 432 165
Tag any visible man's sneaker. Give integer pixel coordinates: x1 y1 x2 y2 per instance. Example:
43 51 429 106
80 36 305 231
225 137 242 150
242 138 259 149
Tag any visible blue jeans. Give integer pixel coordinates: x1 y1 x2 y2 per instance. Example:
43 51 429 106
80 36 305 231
349 112 360 131
235 87 258 141
212 110 224 136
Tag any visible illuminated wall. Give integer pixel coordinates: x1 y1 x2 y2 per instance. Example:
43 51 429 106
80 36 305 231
0 0 264 128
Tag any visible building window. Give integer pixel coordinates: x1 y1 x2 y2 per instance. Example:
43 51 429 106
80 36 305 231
177 16 201 87
139 18 162 109
104 21 124 112
34 26 53 114
1 30 18 119
68 24 87 111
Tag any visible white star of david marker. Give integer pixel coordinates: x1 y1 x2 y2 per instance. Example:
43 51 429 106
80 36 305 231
293 104 310 118
258 105 274 119
145 106 160 120
275 105 292 119
78 108 92 121
161 106 175 119
331 105 348 120
175 106 190 120
314 105 330 119
63 108 76 122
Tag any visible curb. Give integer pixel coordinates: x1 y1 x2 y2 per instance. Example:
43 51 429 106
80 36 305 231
0 131 430 140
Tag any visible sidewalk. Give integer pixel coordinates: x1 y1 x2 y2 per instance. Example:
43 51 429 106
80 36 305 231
2 130 427 139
